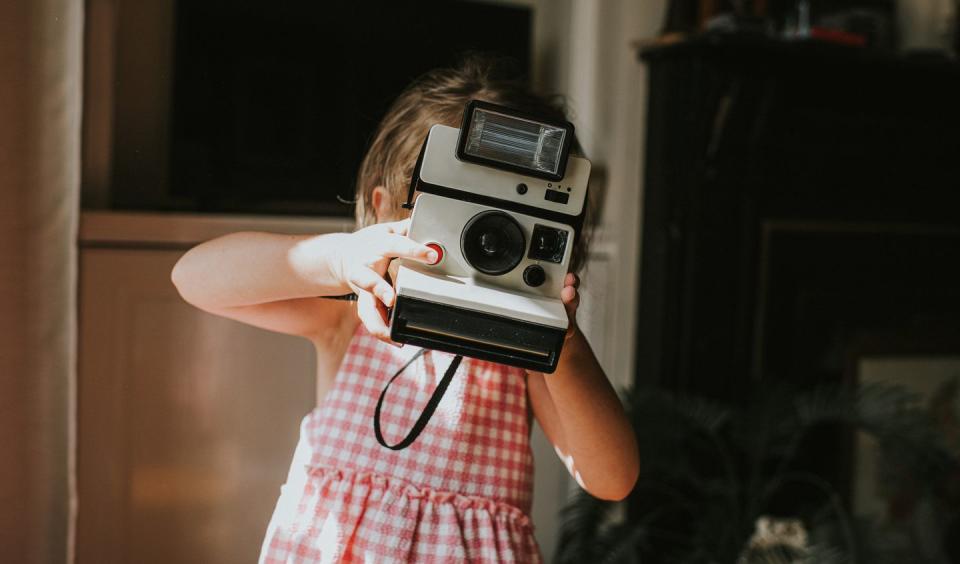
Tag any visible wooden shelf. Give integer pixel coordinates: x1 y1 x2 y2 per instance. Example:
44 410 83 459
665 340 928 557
79 210 353 248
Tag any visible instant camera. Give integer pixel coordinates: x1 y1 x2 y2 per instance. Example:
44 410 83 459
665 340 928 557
389 101 591 373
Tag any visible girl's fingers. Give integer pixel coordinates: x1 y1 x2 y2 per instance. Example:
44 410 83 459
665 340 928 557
356 291 394 343
372 294 398 345
561 286 579 321
382 218 411 236
350 267 395 307
562 287 580 339
387 259 401 287
565 272 581 289
382 233 436 263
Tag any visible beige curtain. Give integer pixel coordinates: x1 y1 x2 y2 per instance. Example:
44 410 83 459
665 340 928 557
0 1 83 562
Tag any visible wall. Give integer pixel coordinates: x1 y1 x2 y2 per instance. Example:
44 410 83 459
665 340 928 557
548 0 667 389
0 0 83 562
529 0 667 558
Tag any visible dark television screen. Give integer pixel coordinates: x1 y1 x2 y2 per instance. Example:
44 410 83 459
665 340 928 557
169 0 532 215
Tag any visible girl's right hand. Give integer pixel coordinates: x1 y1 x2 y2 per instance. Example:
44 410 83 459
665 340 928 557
333 219 438 343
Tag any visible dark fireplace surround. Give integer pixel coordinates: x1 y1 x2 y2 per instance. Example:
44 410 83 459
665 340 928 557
636 35 960 500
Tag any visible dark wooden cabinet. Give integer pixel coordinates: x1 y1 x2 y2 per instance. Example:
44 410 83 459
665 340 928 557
636 36 960 400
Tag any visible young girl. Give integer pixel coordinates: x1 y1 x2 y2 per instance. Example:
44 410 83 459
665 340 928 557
172 57 639 563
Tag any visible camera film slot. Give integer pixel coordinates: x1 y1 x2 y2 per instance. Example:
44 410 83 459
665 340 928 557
391 296 566 372
404 323 550 358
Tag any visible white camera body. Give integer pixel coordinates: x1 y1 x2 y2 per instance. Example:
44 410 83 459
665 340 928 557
389 108 590 373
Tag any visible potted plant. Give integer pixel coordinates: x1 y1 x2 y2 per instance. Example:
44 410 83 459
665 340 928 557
557 382 957 563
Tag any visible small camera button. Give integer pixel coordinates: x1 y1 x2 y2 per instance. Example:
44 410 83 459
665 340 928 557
523 264 546 288
425 243 444 265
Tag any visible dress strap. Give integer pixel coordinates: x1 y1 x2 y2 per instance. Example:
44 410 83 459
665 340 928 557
373 350 463 450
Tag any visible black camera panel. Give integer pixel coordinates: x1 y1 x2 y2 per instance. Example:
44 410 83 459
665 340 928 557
528 224 568 264
544 190 569 204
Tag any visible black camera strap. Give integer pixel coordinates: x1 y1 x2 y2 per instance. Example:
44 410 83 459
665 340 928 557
374 349 463 450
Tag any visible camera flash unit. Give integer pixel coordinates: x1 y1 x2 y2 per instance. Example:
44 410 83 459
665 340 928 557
456 100 574 182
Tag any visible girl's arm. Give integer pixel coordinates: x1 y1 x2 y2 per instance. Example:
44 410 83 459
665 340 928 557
171 220 436 339
171 230 351 337
527 273 640 501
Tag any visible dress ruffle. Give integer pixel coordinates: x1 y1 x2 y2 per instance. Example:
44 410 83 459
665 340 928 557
261 462 541 563
307 465 534 530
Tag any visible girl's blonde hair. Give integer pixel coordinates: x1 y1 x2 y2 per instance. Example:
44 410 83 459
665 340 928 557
354 55 590 272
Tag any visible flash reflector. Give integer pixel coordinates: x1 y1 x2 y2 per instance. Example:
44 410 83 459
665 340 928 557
456 100 574 181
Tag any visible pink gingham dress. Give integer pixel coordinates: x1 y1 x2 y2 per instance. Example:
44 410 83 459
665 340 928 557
259 324 540 563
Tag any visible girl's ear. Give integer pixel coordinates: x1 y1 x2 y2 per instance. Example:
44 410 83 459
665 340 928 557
371 186 391 223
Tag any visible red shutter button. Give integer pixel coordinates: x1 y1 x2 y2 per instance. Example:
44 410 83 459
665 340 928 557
425 243 444 265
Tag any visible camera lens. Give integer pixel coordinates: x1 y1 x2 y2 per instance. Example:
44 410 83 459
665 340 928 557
480 232 500 255
461 211 526 275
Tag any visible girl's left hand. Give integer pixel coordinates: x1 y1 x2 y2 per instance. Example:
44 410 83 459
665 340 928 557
560 272 580 339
